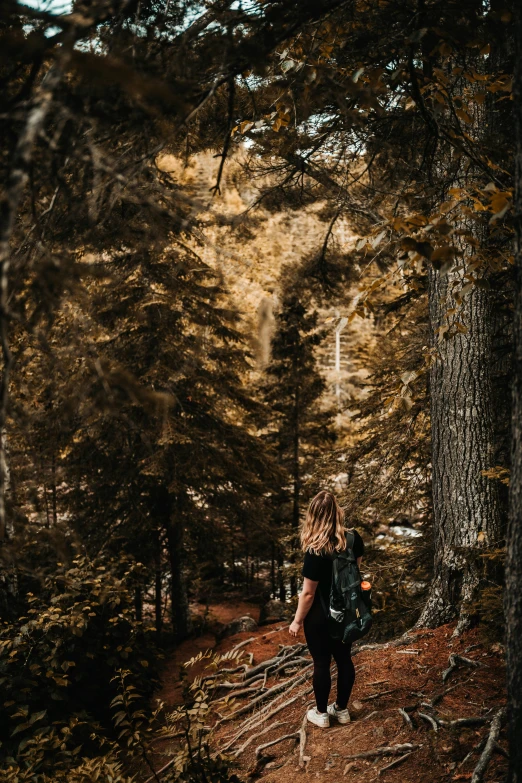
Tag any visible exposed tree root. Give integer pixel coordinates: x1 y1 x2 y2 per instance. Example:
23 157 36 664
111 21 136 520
362 689 397 701
425 679 471 707
398 707 414 728
272 656 310 675
233 721 284 758
344 743 421 761
219 665 312 722
219 689 311 753
378 749 416 775
442 653 480 683
243 643 306 681
254 732 299 758
259 626 286 638
256 652 309 688
435 715 488 729
471 707 506 783
144 758 174 783
418 712 438 731
298 703 313 768
351 634 414 657
493 742 509 759
202 663 250 683
228 637 256 656
214 676 264 691
221 684 267 700
458 736 488 770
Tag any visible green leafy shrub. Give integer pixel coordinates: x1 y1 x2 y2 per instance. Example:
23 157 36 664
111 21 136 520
0 556 159 765
0 557 246 781
142 649 245 783
3 734 136 783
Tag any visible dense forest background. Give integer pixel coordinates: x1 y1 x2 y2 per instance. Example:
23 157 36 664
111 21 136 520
1 0 521 781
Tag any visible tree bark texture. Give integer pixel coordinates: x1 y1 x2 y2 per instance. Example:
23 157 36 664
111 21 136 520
506 5 522 780
0 64 64 540
290 383 300 597
155 543 163 637
418 267 502 630
165 513 190 641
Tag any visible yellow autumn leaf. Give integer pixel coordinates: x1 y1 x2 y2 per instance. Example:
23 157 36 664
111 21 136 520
455 108 473 124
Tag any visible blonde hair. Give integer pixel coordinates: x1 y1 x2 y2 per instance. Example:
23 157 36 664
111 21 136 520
300 490 346 555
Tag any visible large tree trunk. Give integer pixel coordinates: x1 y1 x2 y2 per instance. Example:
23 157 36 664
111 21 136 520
290 384 300 597
418 268 502 632
506 5 522 780
165 510 190 641
156 487 190 641
277 550 286 602
154 538 163 637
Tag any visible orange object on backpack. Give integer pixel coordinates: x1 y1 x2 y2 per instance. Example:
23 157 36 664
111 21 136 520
360 581 372 590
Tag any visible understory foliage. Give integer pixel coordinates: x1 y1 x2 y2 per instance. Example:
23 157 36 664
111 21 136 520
0 556 158 775
2 602 245 782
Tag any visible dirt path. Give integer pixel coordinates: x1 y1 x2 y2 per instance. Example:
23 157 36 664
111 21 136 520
156 609 507 783
156 600 261 708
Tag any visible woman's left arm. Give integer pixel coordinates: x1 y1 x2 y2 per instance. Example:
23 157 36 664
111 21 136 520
289 577 318 637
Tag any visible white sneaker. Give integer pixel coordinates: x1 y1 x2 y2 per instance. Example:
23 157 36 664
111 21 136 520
307 708 330 728
327 703 351 724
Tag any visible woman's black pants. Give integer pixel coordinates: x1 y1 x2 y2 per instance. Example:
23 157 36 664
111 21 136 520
303 596 355 714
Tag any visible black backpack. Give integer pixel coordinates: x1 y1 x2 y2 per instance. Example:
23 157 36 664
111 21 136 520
318 531 373 644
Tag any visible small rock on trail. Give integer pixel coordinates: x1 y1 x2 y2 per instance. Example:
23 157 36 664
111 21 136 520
218 614 258 639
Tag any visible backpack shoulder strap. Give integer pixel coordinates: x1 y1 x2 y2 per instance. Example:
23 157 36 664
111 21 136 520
345 529 355 553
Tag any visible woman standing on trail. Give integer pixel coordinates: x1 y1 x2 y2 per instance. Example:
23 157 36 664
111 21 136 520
289 490 364 728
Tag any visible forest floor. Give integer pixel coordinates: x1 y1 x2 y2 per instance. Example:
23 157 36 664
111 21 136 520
155 604 507 783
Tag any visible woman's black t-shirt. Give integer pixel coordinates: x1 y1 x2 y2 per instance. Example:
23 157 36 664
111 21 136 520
302 530 365 606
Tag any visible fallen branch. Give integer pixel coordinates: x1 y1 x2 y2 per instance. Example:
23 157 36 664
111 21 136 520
344 743 420 761
471 707 506 783
378 749 416 775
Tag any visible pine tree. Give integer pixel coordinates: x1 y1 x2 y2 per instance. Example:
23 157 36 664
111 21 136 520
262 289 335 599
7 242 279 640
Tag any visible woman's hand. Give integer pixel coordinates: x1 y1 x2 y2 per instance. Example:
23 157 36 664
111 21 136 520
289 619 303 638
